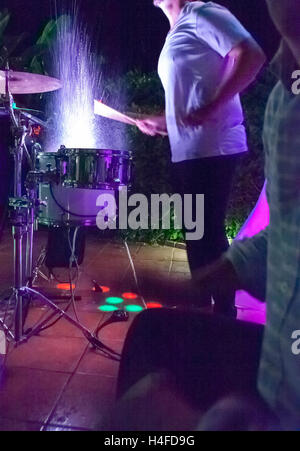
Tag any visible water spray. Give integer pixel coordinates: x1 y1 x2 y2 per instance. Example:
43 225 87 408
46 11 101 151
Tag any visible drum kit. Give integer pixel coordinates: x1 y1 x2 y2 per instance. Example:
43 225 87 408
0 66 132 352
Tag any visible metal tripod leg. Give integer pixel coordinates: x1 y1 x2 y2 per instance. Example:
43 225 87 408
12 219 26 342
26 207 34 285
19 287 114 354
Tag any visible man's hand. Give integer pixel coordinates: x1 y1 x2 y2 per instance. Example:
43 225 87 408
136 115 167 137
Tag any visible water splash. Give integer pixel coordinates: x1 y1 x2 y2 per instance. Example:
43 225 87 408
46 12 101 151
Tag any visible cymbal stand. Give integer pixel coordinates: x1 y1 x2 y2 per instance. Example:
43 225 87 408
0 69 118 358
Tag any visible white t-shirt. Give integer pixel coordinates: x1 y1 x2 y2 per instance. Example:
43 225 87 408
158 1 251 163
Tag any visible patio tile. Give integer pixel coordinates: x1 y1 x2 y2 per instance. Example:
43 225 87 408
0 367 69 423
43 424 90 431
96 316 135 341
76 346 120 378
0 417 43 431
172 249 188 262
36 311 103 339
134 260 172 273
5 336 88 373
135 245 174 261
170 261 190 273
48 373 117 430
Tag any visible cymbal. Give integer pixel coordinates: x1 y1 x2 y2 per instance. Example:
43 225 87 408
0 70 62 94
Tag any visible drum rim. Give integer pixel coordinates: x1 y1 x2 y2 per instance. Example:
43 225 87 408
38 216 97 227
37 148 132 155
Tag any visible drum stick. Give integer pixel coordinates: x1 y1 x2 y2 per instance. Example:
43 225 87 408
94 100 167 136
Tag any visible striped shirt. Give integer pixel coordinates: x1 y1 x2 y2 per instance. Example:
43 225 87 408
227 41 300 429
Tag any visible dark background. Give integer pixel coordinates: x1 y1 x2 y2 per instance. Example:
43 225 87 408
1 0 280 74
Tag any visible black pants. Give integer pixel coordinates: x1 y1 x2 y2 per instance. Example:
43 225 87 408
172 154 241 273
117 309 264 412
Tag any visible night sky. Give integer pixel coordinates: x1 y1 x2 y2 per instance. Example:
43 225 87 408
2 0 280 75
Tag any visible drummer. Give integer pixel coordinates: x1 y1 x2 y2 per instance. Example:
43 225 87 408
137 0 266 315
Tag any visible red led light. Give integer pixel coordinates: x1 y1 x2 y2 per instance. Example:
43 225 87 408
92 285 110 293
122 292 138 300
57 283 75 291
146 302 163 309
101 286 110 293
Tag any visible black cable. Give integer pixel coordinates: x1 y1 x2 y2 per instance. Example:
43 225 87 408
67 227 80 322
91 310 130 360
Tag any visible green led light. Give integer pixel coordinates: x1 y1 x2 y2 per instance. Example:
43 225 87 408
105 297 124 305
125 305 144 313
98 305 119 312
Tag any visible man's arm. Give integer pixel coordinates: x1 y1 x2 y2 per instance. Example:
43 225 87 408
185 37 266 126
214 38 266 108
193 228 269 303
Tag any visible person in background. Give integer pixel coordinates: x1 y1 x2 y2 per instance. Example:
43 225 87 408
137 0 265 316
193 0 300 429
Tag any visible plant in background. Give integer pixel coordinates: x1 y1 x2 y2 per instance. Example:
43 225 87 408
0 10 67 111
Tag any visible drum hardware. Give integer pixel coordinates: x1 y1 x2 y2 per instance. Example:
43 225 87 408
0 67 120 359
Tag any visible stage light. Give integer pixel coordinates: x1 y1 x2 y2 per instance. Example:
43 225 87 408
57 283 76 291
98 305 119 312
106 297 124 305
122 292 138 300
125 305 144 313
146 302 163 309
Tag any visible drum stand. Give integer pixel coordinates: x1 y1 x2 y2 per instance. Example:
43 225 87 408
0 73 113 354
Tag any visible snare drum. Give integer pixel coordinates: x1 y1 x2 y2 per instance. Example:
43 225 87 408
38 183 116 227
58 148 132 189
36 149 131 227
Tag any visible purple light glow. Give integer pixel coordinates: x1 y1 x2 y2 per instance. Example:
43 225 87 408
236 181 269 240
235 182 269 324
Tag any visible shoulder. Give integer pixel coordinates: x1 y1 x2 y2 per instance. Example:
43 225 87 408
191 2 236 23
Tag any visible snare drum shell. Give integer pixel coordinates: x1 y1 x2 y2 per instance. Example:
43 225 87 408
38 184 116 227
36 149 132 226
59 148 132 189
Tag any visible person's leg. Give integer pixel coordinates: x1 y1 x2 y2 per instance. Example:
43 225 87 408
117 309 264 411
172 154 241 311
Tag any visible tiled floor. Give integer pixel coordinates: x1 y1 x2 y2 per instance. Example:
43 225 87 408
0 227 265 431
